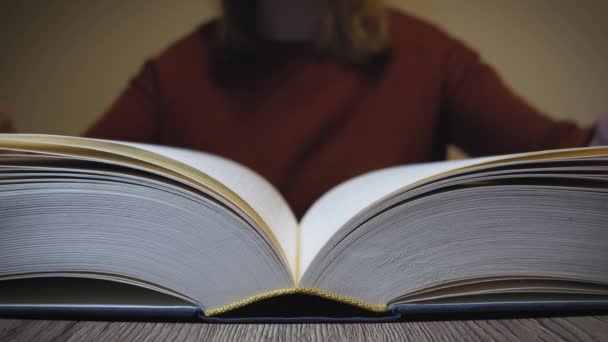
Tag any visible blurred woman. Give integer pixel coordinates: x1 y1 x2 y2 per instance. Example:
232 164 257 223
2 0 607 216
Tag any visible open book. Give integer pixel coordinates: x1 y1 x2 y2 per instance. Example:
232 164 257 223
1 134 607 320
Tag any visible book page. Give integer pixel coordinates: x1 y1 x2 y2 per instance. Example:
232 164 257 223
298 157 499 275
0 134 299 275
123 142 299 273
299 146 608 277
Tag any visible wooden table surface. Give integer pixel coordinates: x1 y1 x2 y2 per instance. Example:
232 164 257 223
1 316 607 341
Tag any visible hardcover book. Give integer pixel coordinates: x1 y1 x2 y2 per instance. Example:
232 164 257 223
0 134 607 321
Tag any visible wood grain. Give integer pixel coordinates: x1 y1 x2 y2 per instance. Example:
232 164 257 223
1 317 607 342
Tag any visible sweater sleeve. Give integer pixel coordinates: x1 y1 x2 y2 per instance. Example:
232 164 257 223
84 60 163 142
441 40 593 157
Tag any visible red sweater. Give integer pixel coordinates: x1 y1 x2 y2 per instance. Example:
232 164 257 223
85 10 591 217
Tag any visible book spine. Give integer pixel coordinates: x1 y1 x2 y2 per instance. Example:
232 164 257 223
204 287 387 316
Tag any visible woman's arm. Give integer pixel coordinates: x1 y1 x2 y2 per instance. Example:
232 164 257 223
441 40 594 156
84 60 163 142
589 115 608 146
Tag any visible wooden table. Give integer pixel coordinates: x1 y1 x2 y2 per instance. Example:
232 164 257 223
1 316 607 341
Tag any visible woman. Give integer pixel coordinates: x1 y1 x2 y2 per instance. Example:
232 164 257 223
2 0 607 217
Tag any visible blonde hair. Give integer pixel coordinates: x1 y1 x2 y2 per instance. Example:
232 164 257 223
219 0 389 64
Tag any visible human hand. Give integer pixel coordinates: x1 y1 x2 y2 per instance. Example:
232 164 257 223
0 106 14 133
0 106 15 155
589 114 608 146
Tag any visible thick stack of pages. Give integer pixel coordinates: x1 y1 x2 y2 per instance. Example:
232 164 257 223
0 134 607 320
